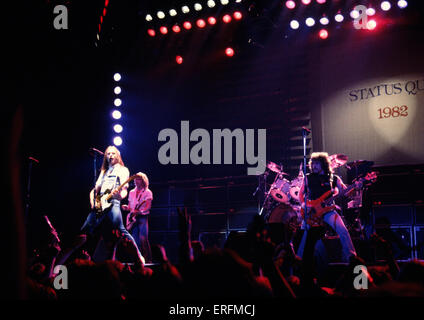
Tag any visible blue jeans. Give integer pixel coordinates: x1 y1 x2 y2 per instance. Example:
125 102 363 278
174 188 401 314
297 211 356 263
81 201 145 264
130 215 152 263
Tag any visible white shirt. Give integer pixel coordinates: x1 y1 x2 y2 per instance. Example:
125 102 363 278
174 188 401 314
96 164 130 196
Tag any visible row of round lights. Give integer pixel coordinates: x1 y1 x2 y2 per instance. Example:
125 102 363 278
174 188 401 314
147 12 242 37
285 0 327 9
146 0 243 22
285 0 407 10
111 73 123 147
289 0 408 31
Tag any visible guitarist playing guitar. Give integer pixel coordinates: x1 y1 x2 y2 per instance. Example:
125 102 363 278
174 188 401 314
121 172 153 263
297 152 358 265
78 146 145 266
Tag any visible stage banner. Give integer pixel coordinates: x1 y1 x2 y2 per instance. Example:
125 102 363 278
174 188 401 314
318 33 424 166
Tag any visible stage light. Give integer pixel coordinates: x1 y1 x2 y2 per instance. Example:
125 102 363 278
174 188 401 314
381 1 391 11
183 21 192 29
112 110 122 119
350 9 360 19
145 14 153 21
320 16 329 25
208 17 217 25
285 1 296 9
207 0 216 8
197 19 206 28
113 136 122 146
316 0 326 4
160 26 168 34
225 47 234 57
176 56 183 64
335 13 344 22
223 14 232 23
290 20 300 29
114 86 121 95
194 3 202 11
113 73 121 81
366 8 376 16
113 124 123 133
302 0 311 5
172 25 181 33
319 29 328 39
367 19 377 30
221 0 229 5
305 17 315 27
157 11 165 19
397 0 408 9
169 9 177 16
182 6 190 14
147 29 156 37
233 11 242 20
114 98 122 107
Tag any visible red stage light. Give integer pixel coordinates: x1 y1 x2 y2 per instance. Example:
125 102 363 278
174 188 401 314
183 21 192 30
319 29 328 39
286 1 296 9
208 17 217 25
160 26 168 34
223 14 232 23
225 47 234 57
301 0 311 5
197 19 206 28
147 29 156 37
172 25 181 33
233 11 242 20
176 56 183 64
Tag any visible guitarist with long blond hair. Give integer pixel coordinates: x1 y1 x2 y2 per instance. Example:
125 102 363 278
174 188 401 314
296 152 357 265
56 146 145 267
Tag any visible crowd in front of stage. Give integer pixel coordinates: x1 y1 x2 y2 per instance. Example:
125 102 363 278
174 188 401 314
25 208 424 301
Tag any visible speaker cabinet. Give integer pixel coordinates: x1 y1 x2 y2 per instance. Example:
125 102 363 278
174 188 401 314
414 226 424 259
199 232 227 249
374 226 414 261
373 205 414 226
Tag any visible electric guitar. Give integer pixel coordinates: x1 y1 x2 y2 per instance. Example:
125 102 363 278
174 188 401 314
126 200 148 231
301 171 377 227
94 174 137 215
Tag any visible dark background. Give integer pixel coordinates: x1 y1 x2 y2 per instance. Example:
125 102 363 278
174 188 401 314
9 0 424 257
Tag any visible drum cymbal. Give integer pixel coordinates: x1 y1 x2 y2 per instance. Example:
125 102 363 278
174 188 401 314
267 161 282 173
347 160 374 168
330 154 348 169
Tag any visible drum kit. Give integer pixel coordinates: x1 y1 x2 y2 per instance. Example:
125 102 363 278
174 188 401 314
259 154 374 236
261 161 304 228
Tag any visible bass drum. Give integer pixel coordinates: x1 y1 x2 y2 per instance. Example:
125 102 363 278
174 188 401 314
268 203 301 228
266 203 301 244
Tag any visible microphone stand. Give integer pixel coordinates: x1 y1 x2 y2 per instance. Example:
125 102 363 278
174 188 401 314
302 128 310 230
25 157 39 223
89 148 104 204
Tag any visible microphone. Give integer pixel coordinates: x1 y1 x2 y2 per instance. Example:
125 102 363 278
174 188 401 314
29 157 40 164
89 147 104 156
